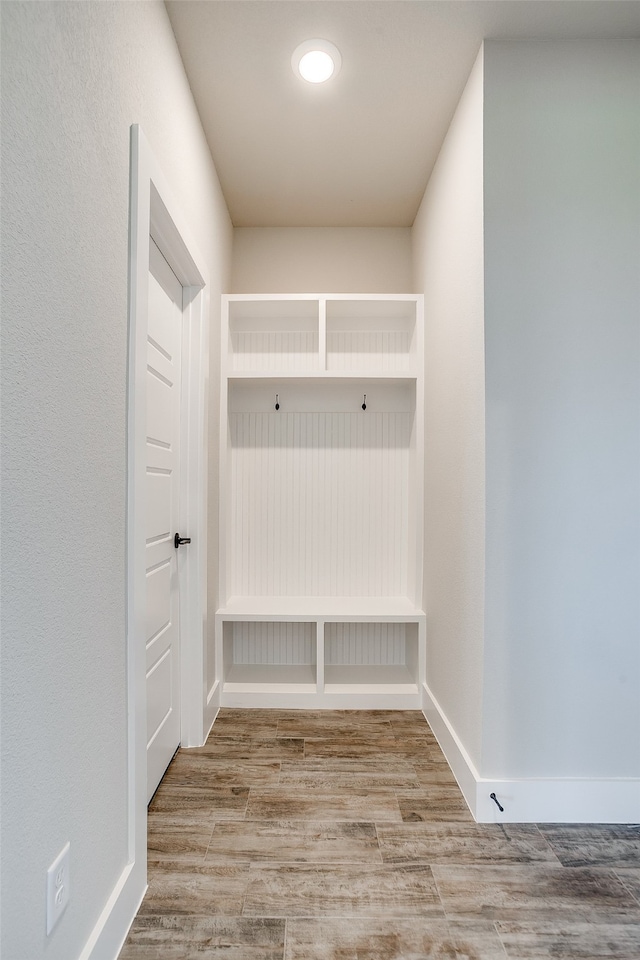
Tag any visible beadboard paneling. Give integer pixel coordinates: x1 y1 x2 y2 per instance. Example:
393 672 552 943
232 621 316 664
231 330 319 372
229 412 410 597
327 330 411 372
325 622 406 665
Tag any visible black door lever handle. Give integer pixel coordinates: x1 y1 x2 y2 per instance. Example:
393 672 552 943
174 533 192 548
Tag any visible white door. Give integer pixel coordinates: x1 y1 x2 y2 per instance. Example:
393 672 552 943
145 237 183 802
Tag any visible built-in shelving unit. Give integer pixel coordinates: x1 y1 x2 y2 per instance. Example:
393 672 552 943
215 294 425 708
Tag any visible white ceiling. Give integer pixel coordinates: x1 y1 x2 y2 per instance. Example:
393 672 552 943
166 1 640 227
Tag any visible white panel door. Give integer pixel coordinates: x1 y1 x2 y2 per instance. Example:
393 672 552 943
146 238 183 802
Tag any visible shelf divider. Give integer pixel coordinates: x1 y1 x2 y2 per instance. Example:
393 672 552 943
316 619 325 694
319 296 327 372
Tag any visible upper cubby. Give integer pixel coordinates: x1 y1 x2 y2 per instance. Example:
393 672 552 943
326 298 417 374
228 298 319 373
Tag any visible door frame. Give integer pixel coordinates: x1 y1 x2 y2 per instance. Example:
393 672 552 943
127 123 210 915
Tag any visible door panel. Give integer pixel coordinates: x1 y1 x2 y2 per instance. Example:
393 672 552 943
146 237 183 802
145 472 172 544
146 562 171 643
147 649 173 748
146 370 173 443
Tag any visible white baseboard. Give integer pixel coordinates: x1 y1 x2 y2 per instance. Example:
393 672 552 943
473 775 640 823
203 678 220 740
420 680 479 816
78 860 146 960
422 682 640 824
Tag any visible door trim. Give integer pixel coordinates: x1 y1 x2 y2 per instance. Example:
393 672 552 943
105 124 210 956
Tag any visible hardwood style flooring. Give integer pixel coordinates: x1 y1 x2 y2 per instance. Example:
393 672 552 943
119 710 640 959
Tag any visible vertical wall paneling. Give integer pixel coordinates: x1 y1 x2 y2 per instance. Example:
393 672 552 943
325 622 406 665
229 410 410 597
232 621 315 664
232 329 319 372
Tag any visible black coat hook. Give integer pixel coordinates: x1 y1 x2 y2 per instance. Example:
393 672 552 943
490 792 504 812
275 394 280 411
361 394 367 411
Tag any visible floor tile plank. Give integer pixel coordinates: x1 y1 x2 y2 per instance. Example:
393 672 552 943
496 920 640 958
206 819 382 863
246 787 402 822
137 862 250 915
302 737 410 759
187 737 304 760
432 865 640 922
448 919 509 959
149 784 249 820
614 868 640 904
396 788 475 822
538 825 640 868
147 814 214 862
205 715 280 739
412 761 461 787
378 822 561 865
276 717 394 739
163 755 282 788
284 917 464 959
120 916 285 959
244 862 444 918
278 758 421 792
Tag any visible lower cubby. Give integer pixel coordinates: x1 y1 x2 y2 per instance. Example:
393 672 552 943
222 620 317 693
215 604 426 708
324 621 420 693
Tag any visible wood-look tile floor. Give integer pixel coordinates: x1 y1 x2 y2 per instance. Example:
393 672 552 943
119 710 640 959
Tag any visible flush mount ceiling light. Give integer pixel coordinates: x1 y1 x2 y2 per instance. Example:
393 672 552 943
292 39 342 84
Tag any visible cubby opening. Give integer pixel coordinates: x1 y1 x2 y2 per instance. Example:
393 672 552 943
222 620 317 690
324 622 420 691
326 299 417 373
229 299 319 372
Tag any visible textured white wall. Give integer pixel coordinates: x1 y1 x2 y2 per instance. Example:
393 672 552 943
0 3 232 958
482 40 640 778
412 49 486 770
231 227 412 293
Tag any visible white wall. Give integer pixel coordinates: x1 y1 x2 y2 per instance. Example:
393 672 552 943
231 227 412 292
482 40 640 779
412 49 486 771
0 3 232 958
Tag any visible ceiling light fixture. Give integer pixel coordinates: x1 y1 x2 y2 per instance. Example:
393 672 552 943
292 39 342 84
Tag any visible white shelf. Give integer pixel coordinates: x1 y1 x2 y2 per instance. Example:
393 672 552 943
224 664 316 691
324 664 418 689
217 596 424 621
227 371 417 381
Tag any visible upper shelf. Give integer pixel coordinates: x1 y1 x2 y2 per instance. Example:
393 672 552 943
224 295 423 378
226 371 418 381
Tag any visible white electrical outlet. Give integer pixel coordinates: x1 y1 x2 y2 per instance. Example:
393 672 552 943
46 842 70 935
